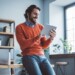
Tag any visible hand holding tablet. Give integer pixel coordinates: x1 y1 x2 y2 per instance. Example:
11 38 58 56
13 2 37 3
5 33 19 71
41 25 57 36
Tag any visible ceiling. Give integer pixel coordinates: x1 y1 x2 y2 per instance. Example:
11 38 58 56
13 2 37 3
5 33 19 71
51 0 75 6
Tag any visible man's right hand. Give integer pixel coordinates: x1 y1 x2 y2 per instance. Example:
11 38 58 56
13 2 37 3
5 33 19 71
33 34 41 41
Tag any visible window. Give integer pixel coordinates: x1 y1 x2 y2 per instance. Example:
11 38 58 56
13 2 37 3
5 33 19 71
65 4 75 52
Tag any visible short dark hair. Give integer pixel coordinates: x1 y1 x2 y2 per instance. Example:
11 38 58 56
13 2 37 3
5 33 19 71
24 5 41 19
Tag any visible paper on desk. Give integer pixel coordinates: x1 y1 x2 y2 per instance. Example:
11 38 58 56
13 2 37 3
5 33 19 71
41 25 57 36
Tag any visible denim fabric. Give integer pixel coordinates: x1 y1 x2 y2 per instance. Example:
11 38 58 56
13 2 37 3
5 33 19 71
22 55 56 75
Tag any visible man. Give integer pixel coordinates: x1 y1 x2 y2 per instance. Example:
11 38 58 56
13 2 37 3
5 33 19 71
16 5 56 75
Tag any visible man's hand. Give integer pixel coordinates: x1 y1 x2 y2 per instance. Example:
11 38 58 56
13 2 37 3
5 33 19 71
49 29 56 40
33 34 41 42
35 34 41 39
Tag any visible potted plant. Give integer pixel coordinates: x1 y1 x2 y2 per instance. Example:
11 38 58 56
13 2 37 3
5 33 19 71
52 43 61 53
44 47 50 59
60 38 72 53
16 54 22 64
52 38 72 54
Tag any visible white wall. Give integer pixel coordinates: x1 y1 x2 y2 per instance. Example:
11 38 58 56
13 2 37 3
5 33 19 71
43 0 55 25
49 3 64 54
0 0 44 25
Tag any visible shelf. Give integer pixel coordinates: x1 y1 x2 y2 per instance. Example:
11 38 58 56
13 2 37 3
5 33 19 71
0 64 54 68
0 19 15 75
0 32 14 36
0 46 14 49
0 19 15 23
0 64 23 68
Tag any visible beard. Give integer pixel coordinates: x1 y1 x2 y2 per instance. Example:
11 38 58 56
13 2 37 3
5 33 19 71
29 16 37 24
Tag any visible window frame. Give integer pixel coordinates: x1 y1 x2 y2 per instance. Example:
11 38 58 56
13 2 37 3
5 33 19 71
64 3 75 39
64 3 75 52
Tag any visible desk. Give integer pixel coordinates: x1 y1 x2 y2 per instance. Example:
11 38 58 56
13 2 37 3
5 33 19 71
49 54 75 75
0 64 23 68
50 54 75 58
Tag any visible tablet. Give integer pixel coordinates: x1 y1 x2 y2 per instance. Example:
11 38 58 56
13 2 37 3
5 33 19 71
41 25 57 36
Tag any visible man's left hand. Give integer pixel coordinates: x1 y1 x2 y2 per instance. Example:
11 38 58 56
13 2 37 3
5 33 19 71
49 29 56 40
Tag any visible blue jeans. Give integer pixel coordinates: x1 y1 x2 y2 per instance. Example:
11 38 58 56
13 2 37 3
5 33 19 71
22 55 56 75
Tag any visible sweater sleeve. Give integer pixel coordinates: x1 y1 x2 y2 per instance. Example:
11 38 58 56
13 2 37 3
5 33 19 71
40 36 52 49
16 25 40 50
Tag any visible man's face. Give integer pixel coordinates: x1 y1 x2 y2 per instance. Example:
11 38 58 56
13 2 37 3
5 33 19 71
28 8 40 24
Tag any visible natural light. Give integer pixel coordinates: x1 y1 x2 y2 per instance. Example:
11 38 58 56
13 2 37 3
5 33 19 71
66 5 75 53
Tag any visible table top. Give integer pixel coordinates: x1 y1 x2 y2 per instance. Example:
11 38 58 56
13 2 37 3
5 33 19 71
49 53 75 58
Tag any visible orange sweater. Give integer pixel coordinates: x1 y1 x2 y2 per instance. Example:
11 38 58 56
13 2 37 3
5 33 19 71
16 23 52 56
